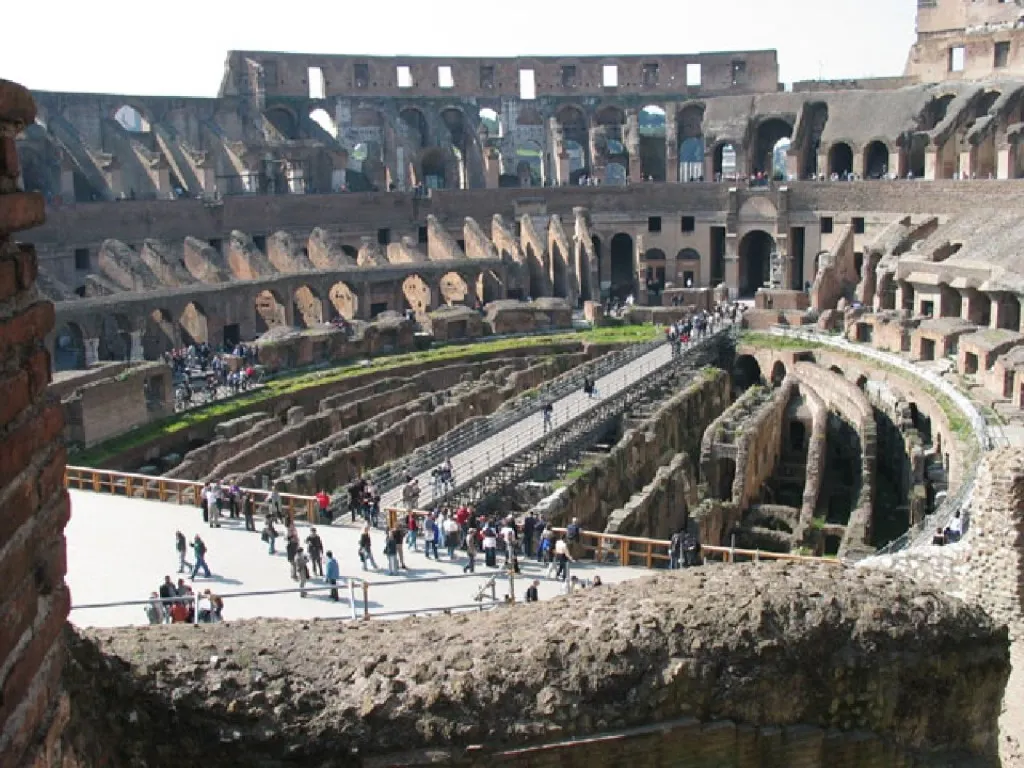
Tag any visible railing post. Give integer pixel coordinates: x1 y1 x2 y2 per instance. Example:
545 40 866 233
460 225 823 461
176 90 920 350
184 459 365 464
754 549 760 563
348 579 357 620
361 582 370 619
620 539 629 566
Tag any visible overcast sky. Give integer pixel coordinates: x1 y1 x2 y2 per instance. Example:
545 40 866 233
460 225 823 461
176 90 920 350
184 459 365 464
3 0 918 97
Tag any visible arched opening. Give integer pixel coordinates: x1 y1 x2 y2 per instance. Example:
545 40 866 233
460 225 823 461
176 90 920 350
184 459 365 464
54 322 86 371
677 105 705 182
605 161 627 186
732 354 762 394
551 243 568 299
143 309 176 360
113 104 150 133
752 119 792 178
596 107 628 184
399 108 429 149
738 230 775 298
516 141 543 186
639 105 666 181
565 140 587 184
293 285 324 328
863 141 890 179
440 272 470 305
676 248 701 288
421 148 446 190
770 361 786 387
264 107 299 141
341 245 358 261
255 290 287 333
180 302 209 346
98 314 133 362
478 269 503 304
828 142 854 177
717 458 737 502
609 233 635 301
309 108 338 138
556 105 590 184
440 108 471 189
478 108 500 138
328 281 359 320
714 142 737 181
402 274 432 316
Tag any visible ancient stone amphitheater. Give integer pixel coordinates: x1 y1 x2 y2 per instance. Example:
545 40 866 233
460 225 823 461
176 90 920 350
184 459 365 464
3 2 1024 765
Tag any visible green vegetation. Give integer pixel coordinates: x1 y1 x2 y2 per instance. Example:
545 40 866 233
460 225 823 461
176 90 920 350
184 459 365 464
72 325 662 466
738 331 819 351
809 517 826 531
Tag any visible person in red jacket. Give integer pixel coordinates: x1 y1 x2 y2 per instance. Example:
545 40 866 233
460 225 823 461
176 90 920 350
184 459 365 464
316 490 331 522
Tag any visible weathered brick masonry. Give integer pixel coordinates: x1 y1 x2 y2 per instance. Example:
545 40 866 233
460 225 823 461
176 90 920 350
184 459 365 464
0 79 70 766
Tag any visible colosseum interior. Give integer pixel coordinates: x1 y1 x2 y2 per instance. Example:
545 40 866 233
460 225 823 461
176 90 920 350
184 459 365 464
3 0 1024 765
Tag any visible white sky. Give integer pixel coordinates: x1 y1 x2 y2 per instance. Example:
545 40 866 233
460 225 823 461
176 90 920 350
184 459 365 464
3 0 917 97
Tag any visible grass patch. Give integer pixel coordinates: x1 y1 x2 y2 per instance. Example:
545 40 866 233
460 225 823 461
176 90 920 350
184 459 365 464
72 325 662 466
738 331 819 351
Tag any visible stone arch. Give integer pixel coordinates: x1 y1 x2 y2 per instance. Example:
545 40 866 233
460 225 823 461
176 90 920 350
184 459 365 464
399 107 429 149
800 102 829 179
516 140 544 187
328 281 359 320
479 107 501 138
732 354 762 393
440 107 474 189
309 108 337 138
293 285 324 328
402 274 432 316
596 106 628 183
477 269 503 304
54 322 86 371
713 141 738 180
264 105 300 141
610 232 635 300
645 248 666 260
421 147 446 190
180 301 209 346
556 105 590 183
863 140 890 179
639 105 666 181
677 248 701 287
112 104 150 133
551 241 568 299
738 230 775 298
524 243 547 299
440 271 471 305
255 289 287 333
828 142 854 177
752 118 793 178
770 360 787 387
99 313 133 362
677 104 706 182
143 309 176 360
716 458 737 502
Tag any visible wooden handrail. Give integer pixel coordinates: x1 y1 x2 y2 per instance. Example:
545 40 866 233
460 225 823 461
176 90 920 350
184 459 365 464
64 465 320 523
382 507 840 568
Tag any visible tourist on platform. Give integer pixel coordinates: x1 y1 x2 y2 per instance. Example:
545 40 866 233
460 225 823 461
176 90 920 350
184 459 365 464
295 547 311 597
670 528 684 570
405 511 419 552
591 575 603 587
175 530 189 574
463 528 478 573
243 493 256 532
522 512 537 557
145 592 164 625
395 517 408 570
500 518 518 565
205 484 221 528
384 528 401 575
191 534 211 579
315 489 331 523
443 514 460 559
482 528 498 568
262 517 279 554
348 477 365 523
932 527 946 546
683 532 702 567
423 513 439 560
306 527 324 577
268 488 283 523
525 580 540 602
358 526 378 571
542 402 554 432
944 510 964 544
325 551 340 601
286 527 300 579
553 536 574 582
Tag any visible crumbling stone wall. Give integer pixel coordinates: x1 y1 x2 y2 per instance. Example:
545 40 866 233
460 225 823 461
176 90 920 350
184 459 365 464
57 564 1009 767
810 223 856 311
604 451 697 539
732 379 792 510
0 79 71 768
540 369 730 531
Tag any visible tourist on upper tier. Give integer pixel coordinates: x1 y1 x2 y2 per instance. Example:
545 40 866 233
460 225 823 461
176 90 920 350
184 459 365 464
944 510 964 544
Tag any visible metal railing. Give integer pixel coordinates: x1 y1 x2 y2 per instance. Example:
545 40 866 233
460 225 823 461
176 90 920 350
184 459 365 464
766 326 990 555
64 465 319 523
364 338 668 499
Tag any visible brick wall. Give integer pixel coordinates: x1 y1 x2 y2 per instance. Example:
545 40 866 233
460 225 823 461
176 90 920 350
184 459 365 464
0 80 70 765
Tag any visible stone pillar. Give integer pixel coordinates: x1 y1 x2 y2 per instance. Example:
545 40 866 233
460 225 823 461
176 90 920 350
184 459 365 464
665 112 679 183
0 79 71 768
724 233 740 299
155 158 172 199
483 147 500 189
924 147 940 180
198 164 217 195
958 149 974 179
359 282 372 320
851 150 865 179
997 144 1015 180
891 147 907 179
287 163 306 194
588 125 607 183
106 158 125 199
130 330 144 362
84 337 100 366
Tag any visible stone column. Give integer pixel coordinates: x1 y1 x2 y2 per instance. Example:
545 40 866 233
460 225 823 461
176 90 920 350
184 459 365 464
483 147 500 189
958 149 975 179
287 163 306 194
589 125 607 183
724 233 740 299
106 158 125 199
665 111 679 183
924 147 940 180
997 144 1015 180
155 157 172 199
130 330 144 362
84 337 100 366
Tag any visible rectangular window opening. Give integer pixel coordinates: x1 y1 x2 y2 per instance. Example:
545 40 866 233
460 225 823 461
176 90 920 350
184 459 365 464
681 216 695 233
438 66 454 89
377 228 391 246
397 66 414 88
648 216 662 233
643 63 659 87
209 238 222 255
853 217 865 234
820 216 834 235
602 64 619 88
949 46 966 72
418 226 428 244
480 66 495 89
561 65 577 88
686 63 702 87
74 248 89 271
253 235 267 252
995 41 1011 69
731 60 747 86
519 69 536 100
308 66 325 100
354 62 369 88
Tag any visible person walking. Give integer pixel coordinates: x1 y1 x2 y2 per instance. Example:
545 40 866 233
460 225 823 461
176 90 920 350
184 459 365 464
306 528 324 577
175 530 189 574
262 518 278 554
554 536 574 582
542 402 553 433
191 534 211 579
384 528 400 575
286 529 300 580
358 526 378 571
463 527 478 573
325 551 340 601
295 547 310 597
243 493 256 532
